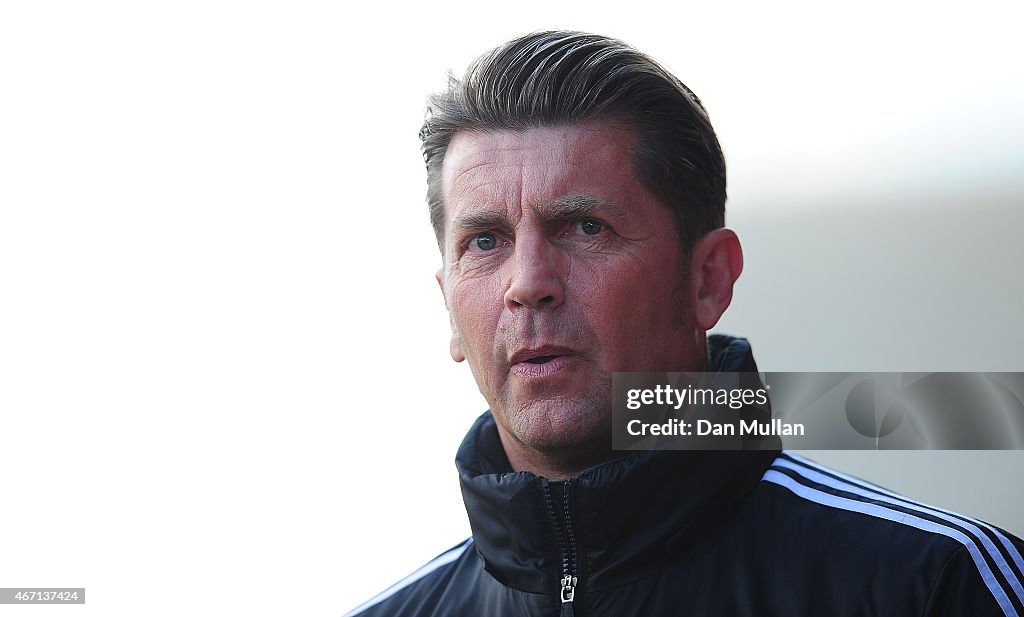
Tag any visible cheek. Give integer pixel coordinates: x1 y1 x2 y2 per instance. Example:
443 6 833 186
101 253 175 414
583 257 680 308
449 279 510 402
583 263 691 338
449 278 504 352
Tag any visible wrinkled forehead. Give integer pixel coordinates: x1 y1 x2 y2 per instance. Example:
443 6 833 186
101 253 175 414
443 121 636 176
440 123 639 222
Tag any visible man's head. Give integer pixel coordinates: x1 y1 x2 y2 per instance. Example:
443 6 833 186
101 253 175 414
421 32 741 478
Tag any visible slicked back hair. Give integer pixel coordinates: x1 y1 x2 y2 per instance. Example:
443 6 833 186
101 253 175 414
419 30 727 256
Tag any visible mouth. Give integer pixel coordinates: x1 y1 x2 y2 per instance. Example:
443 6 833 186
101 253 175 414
510 346 576 364
524 355 559 364
509 347 579 378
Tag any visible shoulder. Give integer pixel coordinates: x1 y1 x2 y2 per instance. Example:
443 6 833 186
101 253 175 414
756 451 1024 615
342 538 476 617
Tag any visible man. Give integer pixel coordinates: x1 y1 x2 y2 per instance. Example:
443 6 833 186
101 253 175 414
345 31 1024 616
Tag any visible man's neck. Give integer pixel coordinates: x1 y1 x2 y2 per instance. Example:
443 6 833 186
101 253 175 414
497 426 622 481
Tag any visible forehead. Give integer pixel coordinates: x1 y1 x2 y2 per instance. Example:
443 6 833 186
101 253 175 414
440 122 647 223
443 121 636 177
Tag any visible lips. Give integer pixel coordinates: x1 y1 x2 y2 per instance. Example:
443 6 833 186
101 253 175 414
509 346 577 365
507 347 581 379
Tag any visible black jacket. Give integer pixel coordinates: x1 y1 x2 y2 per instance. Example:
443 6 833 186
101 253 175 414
346 337 1024 616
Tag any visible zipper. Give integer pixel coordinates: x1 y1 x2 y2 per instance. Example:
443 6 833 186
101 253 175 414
542 479 579 617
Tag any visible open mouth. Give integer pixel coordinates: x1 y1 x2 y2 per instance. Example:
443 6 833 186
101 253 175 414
509 349 576 378
525 355 559 364
509 347 576 375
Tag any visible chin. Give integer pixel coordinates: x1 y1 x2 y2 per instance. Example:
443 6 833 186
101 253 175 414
504 396 612 453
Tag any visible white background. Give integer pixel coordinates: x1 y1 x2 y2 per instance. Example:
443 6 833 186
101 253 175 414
1 1 1022 616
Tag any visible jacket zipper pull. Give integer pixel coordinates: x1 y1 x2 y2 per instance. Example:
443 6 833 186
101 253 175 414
560 575 577 617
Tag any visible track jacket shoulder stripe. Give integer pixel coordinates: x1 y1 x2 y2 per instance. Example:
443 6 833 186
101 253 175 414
342 540 474 617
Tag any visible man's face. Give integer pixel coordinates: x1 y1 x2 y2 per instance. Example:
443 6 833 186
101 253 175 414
438 121 704 458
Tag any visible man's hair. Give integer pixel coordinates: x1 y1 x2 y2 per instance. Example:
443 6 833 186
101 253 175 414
419 30 727 255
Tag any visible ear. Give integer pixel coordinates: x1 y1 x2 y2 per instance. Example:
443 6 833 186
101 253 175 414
689 228 743 331
436 269 466 362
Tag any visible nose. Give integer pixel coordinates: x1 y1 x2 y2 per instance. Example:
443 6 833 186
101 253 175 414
503 237 566 311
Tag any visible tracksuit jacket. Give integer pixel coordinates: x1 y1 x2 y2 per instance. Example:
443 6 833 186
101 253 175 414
345 336 1024 616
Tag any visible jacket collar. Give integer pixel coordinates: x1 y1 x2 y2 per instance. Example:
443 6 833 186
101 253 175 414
455 335 780 593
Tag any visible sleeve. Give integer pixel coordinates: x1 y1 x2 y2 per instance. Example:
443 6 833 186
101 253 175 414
922 537 1024 617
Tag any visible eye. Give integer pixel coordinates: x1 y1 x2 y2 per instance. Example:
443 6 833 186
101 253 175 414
474 233 498 251
579 219 604 235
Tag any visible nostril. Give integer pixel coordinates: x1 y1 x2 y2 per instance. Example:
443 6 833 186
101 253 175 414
538 295 555 305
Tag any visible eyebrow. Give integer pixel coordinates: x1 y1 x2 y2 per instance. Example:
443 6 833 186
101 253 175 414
448 194 629 239
449 211 514 237
536 195 628 226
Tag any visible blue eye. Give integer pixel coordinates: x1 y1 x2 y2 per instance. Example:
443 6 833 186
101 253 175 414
580 220 603 235
475 233 497 250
